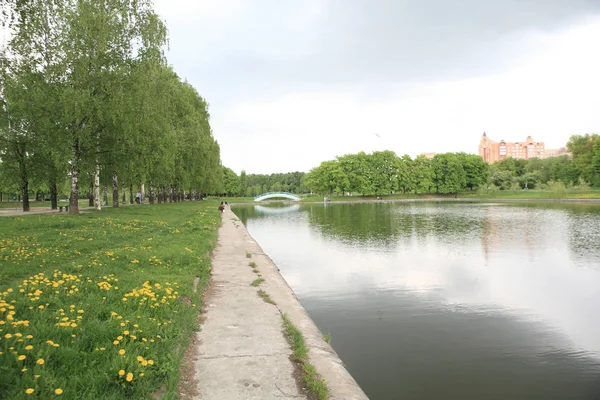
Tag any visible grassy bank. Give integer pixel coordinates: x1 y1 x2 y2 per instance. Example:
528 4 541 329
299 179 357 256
0 202 220 399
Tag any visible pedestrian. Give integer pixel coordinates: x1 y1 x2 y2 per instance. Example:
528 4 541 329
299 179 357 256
218 202 225 212
135 192 141 204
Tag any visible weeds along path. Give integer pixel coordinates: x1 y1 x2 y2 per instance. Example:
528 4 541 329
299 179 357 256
0 202 220 399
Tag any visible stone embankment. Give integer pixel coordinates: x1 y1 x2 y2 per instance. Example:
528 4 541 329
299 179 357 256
190 208 368 399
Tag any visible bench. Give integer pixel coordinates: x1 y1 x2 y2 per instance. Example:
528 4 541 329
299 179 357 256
58 205 69 212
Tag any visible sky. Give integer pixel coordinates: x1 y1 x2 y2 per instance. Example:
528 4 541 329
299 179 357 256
153 0 600 174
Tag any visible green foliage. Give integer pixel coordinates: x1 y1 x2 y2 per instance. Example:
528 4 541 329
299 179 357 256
0 0 222 212
431 153 466 194
221 167 240 196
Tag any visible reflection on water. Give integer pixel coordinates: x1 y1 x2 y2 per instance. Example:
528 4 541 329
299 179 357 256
234 202 600 400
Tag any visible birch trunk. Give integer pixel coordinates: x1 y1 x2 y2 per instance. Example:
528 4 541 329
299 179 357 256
113 170 119 208
141 184 145 204
94 161 101 210
102 186 108 206
69 165 79 213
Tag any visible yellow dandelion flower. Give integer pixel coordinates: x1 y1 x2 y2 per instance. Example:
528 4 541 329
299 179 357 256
126 372 133 382
25 388 34 395
137 356 144 362
55 388 63 395
119 349 125 355
18 355 26 361
4 333 12 339
118 369 125 376
36 358 44 365
25 345 33 351
123 330 129 335
113 340 119 345
147 360 154 365
26 335 33 339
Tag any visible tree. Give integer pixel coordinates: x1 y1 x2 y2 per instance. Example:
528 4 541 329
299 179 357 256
431 153 466 194
457 153 489 191
567 134 599 184
239 170 247 196
592 139 600 187
222 167 240 196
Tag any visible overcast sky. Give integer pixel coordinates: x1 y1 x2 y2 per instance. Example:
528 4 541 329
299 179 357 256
153 0 600 174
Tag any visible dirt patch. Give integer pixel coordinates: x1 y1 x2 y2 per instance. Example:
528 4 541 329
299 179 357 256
177 276 217 399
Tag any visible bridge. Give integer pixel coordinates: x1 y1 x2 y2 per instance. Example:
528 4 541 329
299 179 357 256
254 192 301 202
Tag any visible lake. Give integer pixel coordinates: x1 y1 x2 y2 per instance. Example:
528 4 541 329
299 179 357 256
234 201 600 400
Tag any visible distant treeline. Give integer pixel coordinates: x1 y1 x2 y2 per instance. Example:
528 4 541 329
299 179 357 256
304 134 600 195
220 169 307 197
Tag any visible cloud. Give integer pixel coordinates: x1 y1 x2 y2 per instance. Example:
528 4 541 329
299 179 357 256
153 0 600 174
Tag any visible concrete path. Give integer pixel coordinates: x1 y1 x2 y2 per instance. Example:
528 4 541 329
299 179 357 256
192 208 305 400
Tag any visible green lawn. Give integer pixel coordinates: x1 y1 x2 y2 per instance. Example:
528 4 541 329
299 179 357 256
0 201 220 399
0 201 70 209
459 189 600 199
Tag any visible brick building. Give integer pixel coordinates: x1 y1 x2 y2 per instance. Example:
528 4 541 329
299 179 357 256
478 133 567 163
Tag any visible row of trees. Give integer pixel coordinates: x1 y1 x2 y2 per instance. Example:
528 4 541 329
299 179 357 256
219 170 307 197
303 134 600 196
0 0 222 212
304 151 488 196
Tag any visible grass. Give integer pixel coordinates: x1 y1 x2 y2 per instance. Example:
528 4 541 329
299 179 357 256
257 290 275 305
0 201 220 399
0 201 70 209
246 252 252 258
323 333 331 344
251 278 265 287
460 189 600 199
281 313 328 400
248 261 256 268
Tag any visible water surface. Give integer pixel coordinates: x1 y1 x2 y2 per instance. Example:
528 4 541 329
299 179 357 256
235 202 600 400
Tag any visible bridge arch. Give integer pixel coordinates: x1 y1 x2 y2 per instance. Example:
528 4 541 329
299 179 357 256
254 192 301 202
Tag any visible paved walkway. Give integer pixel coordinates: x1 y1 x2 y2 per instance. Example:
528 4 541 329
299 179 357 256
192 208 305 399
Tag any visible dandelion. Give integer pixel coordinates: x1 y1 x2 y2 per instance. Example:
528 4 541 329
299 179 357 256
4 333 12 339
123 330 129 335
137 356 144 362
55 388 63 395
26 335 33 339
36 358 44 365
119 349 125 355
25 345 33 351
113 340 119 345
25 388 34 395
18 355 26 361
126 372 133 382
118 369 125 376
147 360 154 365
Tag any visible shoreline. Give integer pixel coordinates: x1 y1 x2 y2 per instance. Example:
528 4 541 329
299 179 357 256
193 208 368 399
231 197 600 206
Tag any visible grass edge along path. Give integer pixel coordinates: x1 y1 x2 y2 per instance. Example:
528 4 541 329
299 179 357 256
281 313 329 400
0 201 220 399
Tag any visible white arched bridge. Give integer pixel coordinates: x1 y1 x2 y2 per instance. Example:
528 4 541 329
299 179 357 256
254 192 301 202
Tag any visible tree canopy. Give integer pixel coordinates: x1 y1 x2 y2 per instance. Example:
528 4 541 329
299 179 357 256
0 0 223 212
